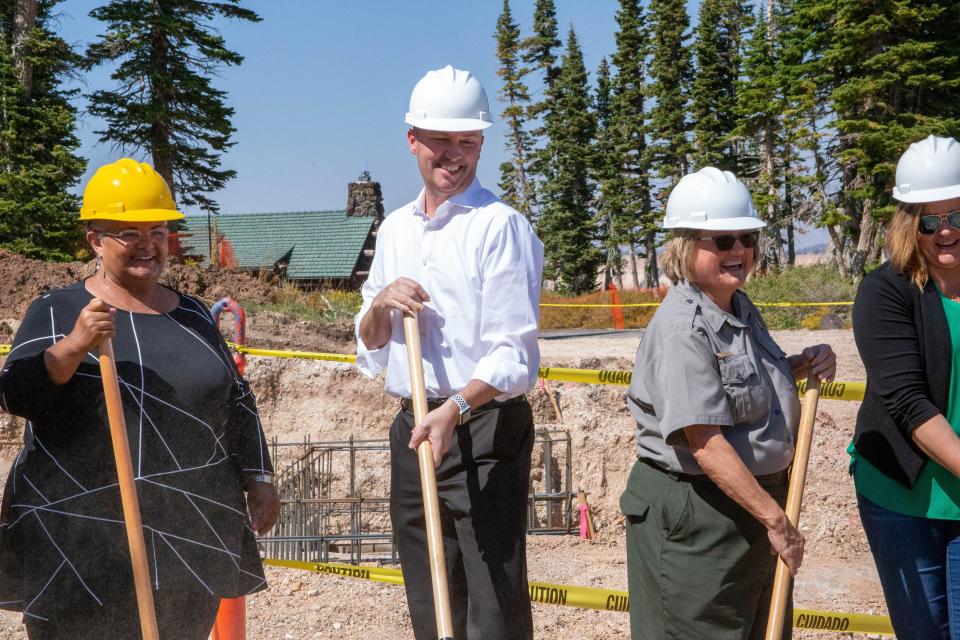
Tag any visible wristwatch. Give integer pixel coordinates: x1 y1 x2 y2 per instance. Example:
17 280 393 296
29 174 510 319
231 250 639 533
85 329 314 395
253 473 274 485
449 394 472 425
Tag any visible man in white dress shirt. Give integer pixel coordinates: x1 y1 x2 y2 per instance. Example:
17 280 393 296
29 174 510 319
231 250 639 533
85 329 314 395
355 65 544 639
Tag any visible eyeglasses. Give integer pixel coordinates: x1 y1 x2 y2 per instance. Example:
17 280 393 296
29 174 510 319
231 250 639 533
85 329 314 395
697 232 760 251
96 228 171 245
918 211 960 235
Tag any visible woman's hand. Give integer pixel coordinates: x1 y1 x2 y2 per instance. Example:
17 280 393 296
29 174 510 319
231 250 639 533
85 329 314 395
44 298 116 384
68 298 116 352
246 482 280 536
790 344 837 382
767 514 805 576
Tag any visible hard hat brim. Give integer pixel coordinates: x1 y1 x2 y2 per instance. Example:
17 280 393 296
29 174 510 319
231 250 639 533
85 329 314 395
663 217 767 232
893 183 960 204
81 208 185 222
405 115 493 132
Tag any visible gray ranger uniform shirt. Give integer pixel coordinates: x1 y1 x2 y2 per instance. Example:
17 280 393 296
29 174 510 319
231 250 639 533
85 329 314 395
627 280 801 475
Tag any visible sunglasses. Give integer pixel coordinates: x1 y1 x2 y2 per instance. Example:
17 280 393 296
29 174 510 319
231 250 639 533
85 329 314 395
697 232 760 251
918 211 960 235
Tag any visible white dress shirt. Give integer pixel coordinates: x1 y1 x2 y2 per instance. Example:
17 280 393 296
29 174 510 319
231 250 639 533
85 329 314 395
355 178 544 401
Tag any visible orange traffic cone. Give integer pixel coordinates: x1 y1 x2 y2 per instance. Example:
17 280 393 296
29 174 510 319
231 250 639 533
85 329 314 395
210 597 245 640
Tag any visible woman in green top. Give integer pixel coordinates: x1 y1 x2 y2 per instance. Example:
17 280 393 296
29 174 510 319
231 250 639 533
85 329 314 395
851 135 960 639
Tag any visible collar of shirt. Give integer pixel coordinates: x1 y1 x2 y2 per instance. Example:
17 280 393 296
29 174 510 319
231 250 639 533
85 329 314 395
411 178 484 227
676 280 750 333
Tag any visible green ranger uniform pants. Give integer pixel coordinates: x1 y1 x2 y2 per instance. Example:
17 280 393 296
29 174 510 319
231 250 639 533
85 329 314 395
621 458 792 640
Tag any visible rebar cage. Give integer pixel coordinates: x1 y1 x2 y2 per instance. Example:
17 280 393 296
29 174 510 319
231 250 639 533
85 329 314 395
259 430 575 564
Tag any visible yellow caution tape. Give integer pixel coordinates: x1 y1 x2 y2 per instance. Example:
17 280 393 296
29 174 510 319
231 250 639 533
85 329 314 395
230 344 357 364
540 301 853 308
264 558 893 635
2 342 863 401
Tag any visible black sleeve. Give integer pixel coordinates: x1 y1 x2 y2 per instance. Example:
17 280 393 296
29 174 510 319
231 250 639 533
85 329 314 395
0 295 71 422
853 271 941 435
184 294 274 476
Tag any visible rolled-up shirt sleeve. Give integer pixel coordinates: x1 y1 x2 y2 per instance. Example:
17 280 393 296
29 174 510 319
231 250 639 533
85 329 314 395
471 214 544 399
646 325 732 445
354 229 391 379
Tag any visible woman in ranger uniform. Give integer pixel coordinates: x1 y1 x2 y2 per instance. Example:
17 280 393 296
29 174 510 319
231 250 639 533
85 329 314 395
0 159 279 639
620 167 836 639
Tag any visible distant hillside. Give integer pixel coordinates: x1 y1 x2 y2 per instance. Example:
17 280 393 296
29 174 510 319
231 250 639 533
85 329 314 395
797 242 828 255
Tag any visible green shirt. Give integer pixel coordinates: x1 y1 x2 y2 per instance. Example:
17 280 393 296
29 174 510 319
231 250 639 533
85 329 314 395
849 290 960 519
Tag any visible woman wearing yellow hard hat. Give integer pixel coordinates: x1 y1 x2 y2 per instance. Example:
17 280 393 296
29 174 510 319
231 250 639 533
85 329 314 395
0 158 279 639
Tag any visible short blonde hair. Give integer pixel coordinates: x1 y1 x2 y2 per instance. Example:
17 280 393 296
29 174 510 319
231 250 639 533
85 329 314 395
661 229 761 285
886 203 927 290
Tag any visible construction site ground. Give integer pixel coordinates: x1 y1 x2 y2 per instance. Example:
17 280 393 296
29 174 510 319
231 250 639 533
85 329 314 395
0 256 886 638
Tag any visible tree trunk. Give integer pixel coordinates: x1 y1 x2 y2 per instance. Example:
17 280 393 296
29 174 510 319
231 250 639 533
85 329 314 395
629 243 640 289
827 224 849 278
644 231 659 288
12 0 39 100
848 199 878 278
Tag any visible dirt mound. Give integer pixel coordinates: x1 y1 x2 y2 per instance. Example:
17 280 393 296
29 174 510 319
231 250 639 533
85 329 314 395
0 249 91 319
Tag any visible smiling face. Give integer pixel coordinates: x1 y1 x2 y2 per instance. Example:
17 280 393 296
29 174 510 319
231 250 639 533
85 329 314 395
86 219 170 291
689 231 756 310
407 127 483 216
917 196 960 278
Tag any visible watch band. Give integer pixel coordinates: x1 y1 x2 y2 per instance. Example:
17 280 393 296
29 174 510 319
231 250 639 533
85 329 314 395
450 394 471 425
253 473 273 485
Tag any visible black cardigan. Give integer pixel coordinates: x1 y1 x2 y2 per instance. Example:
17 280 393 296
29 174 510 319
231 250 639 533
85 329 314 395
852 262 951 488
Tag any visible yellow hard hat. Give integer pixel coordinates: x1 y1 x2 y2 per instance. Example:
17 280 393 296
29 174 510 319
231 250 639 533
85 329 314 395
80 158 184 222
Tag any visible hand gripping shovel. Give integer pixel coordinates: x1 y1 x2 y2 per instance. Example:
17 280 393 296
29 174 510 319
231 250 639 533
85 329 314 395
402 312 455 640
99 338 160 640
764 375 821 640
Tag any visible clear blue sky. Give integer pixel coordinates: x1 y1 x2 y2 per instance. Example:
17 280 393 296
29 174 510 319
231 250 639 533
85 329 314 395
55 1 825 248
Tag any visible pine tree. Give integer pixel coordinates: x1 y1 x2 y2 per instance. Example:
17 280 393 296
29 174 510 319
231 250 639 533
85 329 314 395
537 25 601 294
783 0 960 276
735 4 784 268
0 0 86 260
610 0 654 287
522 0 560 112
648 0 692 198
691 0 744 170
831 0 960 275
85 0 260 215
494 0 535 219
592 57 621 287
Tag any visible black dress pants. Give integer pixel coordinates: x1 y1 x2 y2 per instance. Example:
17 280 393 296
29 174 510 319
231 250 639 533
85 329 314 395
390 398 535 640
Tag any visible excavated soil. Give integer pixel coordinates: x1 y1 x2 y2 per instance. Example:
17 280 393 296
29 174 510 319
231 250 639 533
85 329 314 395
0 252 887 639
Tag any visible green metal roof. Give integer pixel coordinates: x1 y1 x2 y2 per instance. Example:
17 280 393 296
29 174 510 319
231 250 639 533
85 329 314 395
179 211 375 279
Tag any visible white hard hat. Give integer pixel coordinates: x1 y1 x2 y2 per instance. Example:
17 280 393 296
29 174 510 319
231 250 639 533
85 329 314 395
663 167 766 231
892 135 960 203
405 65 493 132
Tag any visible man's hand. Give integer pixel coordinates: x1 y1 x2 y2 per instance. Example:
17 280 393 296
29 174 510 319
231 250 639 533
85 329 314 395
359 277 431 350
409 400 459 467
767 514 805 576
373 277 430 315
246 482 280 536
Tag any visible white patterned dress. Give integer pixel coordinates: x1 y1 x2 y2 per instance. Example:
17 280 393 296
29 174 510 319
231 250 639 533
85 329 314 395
0 281 272 624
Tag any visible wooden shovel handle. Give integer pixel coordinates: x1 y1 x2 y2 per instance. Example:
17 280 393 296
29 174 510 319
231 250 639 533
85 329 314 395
764 376 821 640
99 338 159 640
402 312 455 640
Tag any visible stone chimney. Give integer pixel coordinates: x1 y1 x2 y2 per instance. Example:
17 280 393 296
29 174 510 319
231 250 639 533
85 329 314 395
346 171 384 221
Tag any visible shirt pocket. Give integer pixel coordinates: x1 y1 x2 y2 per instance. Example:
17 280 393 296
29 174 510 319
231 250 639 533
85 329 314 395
718 353 771 425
